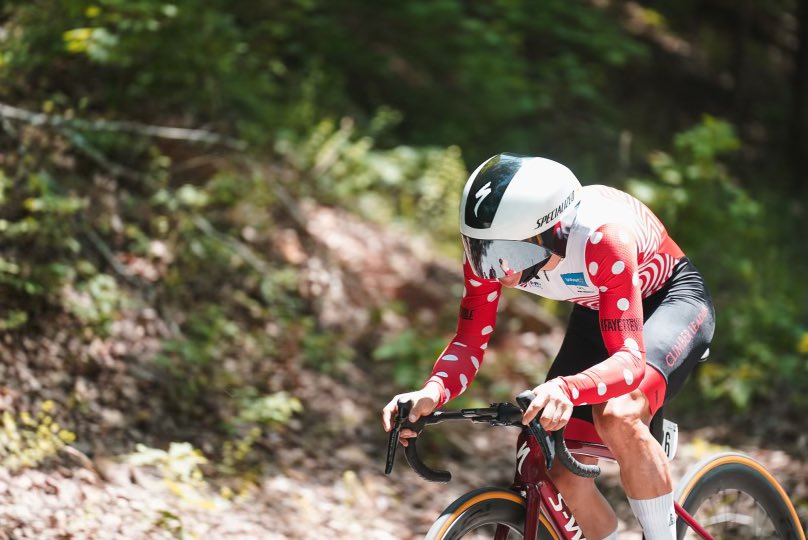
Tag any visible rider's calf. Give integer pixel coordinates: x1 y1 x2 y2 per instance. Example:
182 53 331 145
592 389 673 497
548 454 617 539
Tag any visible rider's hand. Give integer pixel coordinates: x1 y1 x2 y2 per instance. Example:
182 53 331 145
522 380 573 432
381 383 442 447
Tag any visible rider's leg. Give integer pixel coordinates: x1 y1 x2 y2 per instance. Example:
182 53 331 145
592 389 675 540
544 305 621 539
547 456 618 540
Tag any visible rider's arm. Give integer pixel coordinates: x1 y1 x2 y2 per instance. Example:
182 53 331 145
425 259 502 407
555 223 647 405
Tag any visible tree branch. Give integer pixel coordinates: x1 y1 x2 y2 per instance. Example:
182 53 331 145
192 215 271 276
0 102 247 150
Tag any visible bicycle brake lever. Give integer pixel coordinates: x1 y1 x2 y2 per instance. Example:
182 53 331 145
516 391 556 471
385 399 451 482
384 399 412 475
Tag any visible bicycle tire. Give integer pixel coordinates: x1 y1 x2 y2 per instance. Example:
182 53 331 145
425 487 557 540
675 452 806 540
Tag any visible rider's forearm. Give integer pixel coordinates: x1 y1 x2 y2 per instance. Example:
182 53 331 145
426 339 487 406
556 349 644 405
427 260 502 406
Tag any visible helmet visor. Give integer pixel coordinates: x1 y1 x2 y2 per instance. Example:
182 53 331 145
461 234 553 279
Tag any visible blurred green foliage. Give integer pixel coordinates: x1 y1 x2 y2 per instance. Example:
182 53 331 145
0 401 77 471
235 392 303 427
128 441 208 486
373 329 449 388
629 117 807 409
0 0 645 165
276 109 467 246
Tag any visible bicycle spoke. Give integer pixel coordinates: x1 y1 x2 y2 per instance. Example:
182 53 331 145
687 487 781 540
461 523 522 539
727 491 743 535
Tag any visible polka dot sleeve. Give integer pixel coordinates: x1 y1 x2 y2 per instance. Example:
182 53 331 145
556 224 647 405
425 260 502 407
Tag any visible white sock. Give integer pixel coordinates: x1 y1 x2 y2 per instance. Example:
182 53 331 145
628 492 676 540
602 527 619 540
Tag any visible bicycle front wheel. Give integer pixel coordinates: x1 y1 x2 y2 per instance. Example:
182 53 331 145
425 487 556 540
676 452 806 540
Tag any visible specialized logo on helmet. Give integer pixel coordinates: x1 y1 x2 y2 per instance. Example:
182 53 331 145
473 182 492 217
535 191 575 230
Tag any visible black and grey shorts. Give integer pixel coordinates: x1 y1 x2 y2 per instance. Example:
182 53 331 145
547 257 715 423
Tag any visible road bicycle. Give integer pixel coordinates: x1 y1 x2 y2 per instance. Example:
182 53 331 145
385 390 806 539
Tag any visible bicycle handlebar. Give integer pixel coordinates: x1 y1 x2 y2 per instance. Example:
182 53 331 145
385 391 600 483
515 390 601 479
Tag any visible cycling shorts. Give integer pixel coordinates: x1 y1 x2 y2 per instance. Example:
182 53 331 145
547 257 715 424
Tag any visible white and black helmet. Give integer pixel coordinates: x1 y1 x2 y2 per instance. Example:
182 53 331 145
460 153 581 279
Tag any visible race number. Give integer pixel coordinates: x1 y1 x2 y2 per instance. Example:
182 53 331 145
662 419 678 461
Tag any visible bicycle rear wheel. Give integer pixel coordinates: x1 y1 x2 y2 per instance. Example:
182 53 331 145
676 452 806 540
425 487 556 540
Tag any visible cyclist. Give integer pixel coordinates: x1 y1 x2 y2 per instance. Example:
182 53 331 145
382 154 715 540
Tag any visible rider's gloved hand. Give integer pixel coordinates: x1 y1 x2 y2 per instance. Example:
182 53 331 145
381 383 442 447
522 379 574 432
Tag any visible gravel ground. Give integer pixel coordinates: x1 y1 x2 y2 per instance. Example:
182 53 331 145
0 425 803 539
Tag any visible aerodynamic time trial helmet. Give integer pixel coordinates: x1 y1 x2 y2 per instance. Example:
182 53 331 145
460 153 581 280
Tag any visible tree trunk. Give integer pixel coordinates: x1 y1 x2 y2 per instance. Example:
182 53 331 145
791 0 808 193
731 0 751 122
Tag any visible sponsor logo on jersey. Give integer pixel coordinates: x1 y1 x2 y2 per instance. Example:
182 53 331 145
535 191 575 230
561 272 587 287
520 278 543 289
600 318 643 332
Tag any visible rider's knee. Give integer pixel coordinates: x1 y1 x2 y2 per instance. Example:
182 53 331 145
592 390 652 451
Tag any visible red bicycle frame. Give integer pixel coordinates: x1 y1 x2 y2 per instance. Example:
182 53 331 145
504 420 713 540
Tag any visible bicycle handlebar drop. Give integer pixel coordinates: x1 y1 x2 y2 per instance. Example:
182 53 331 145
391 400 452 482
384 391 600 482
516 390 601 479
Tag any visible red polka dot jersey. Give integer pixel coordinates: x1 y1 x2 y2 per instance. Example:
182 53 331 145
425 186 684 407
